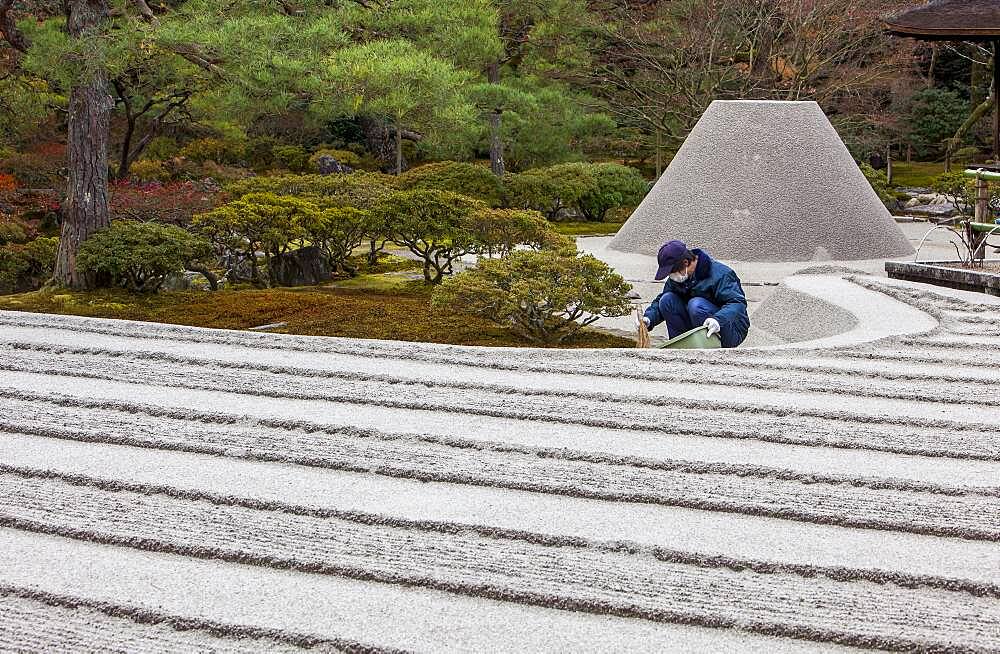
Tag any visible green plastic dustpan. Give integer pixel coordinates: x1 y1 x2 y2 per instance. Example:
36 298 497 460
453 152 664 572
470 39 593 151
659 325 722 350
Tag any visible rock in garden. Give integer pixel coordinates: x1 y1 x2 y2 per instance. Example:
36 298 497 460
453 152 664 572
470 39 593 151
269 245 331 286
314 155 354 175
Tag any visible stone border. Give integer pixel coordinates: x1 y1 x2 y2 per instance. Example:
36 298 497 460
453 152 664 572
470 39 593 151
885 260 1000 297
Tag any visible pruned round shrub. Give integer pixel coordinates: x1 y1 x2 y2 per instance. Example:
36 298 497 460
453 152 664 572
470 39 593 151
522 163 599 219
508 162 648 221
576 162 649 221
272 145 311 172
77 221 214 292
502 172 565 218
379 188 486 284
309 148 363 171
193 193 315 286
0 236 57 294
467 208 568 257
129 159 172 183
398 161 504 207
179 137 244 164
225 172 397 210
432 248 633 344
300 205 377 275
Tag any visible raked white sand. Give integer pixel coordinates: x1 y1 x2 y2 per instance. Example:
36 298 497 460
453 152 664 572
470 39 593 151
0 275 998 651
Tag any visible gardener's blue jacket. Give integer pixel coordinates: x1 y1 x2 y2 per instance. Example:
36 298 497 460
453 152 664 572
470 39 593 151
643 249 750 333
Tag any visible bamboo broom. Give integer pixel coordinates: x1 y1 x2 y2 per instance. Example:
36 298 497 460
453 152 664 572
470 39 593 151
635 307 651 349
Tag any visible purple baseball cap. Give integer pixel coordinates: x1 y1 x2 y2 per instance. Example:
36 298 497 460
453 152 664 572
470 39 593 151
654 240 688 280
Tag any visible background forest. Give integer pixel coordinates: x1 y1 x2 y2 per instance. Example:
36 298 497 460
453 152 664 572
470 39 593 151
0 0 994 345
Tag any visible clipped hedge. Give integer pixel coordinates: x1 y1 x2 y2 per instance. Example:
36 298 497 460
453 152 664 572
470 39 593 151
505 162 648 221
225 172 398 210
0 236 57 294
398 161 504 207
432 247 632 344
77 221 214 292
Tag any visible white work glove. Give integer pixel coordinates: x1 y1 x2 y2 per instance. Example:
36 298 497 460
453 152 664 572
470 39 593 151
703 317 721 338
635 315 650 330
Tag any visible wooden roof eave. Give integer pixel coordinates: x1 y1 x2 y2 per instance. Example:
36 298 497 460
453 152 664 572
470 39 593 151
884 23 1000 41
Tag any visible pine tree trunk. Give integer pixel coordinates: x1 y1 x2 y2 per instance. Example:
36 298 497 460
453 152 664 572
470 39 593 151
395 123 402 176
487 62 504 177
54 0 113 289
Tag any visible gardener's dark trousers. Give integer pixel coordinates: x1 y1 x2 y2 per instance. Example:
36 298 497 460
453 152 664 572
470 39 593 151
657 292 744 348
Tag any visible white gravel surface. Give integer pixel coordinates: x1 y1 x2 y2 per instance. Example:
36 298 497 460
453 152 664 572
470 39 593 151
1 276 998 652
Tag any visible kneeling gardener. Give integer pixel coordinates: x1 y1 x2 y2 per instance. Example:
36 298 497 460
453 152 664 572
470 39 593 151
639 240 750 348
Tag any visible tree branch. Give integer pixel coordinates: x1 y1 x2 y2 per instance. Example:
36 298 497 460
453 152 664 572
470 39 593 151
0 0 30 53
130 0 158 24
171 43 228 78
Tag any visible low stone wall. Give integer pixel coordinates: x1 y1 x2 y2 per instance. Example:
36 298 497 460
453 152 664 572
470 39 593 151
886 260 1000 296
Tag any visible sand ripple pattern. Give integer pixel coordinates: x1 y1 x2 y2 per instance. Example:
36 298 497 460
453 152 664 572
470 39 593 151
0 279 998 652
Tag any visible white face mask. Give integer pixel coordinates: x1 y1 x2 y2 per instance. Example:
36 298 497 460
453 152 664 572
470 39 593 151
668 271 689 283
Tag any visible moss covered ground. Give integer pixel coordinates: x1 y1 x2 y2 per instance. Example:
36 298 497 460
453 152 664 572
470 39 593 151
552 221 626 236
890 162 947 188
0 281 632 348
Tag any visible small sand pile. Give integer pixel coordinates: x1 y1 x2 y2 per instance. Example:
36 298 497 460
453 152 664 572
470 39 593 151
609 101 914 262
793 265 870 276
751 283 858 343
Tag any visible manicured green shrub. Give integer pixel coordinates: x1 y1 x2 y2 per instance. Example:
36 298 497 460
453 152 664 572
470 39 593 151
77 222 214 292
576 162 649 221
128 159 172 183
467 208 568 257
272 145 311 172
300 205 377 275
193 192 314 286
505 162 647 221
432 247 633 344
379 189 486 284
225 173 398 210
502 172 565 218
525 163 598 218
308 148 364 171
398 161 504 207
0 236 57 294
179 137 243 164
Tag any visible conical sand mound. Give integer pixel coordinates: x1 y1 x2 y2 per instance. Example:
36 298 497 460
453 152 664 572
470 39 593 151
609 101 914 261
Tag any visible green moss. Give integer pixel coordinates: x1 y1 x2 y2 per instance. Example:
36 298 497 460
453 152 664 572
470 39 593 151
328 272 423 292
0 286 631 348
552 221 625 236
890 162 947 188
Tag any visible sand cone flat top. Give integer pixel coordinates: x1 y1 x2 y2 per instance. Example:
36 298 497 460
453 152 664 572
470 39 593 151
609 100 914 262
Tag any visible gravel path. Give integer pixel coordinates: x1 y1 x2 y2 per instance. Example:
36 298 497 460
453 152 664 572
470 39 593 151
1 277 998 651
